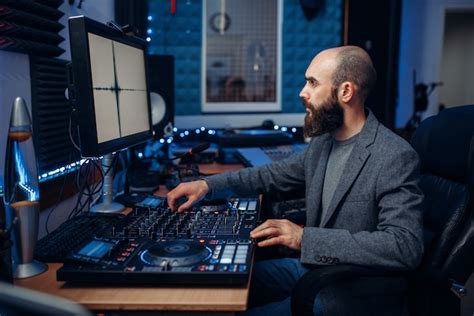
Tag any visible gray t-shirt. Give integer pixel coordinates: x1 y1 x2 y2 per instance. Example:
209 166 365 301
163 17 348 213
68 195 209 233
321 133 359 225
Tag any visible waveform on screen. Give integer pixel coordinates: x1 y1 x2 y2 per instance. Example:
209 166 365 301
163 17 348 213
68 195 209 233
92 41 146 136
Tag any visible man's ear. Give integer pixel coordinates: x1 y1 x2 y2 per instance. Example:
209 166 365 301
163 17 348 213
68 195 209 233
338 81 354 103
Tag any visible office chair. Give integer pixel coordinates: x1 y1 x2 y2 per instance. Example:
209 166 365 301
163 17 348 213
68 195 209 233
0 282 91 316
291 104 474 315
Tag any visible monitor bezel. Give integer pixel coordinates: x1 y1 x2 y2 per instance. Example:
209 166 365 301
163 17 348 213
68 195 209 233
69 15 153 158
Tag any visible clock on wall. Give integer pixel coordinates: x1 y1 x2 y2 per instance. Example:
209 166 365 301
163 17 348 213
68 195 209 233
209 12 231 33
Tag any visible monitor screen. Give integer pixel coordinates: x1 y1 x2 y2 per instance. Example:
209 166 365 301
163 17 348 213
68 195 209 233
69 16 153 157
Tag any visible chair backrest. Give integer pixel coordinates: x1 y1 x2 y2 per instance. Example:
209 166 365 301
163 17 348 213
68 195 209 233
0 281 91 316
409 104 474 315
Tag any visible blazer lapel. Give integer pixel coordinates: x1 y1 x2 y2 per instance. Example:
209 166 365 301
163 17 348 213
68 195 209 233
306 136 332 227
319 108 378 227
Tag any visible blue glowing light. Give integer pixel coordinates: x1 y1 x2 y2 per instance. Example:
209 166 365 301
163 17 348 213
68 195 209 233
10 142 40 200
12 143 28 184
38 159 86 182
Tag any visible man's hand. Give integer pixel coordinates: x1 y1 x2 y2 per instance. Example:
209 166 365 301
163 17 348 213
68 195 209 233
250 219 303 251
167 180 209 213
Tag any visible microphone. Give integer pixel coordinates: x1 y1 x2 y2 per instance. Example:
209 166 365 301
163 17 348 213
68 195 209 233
188 142 210 155
169 142 210 161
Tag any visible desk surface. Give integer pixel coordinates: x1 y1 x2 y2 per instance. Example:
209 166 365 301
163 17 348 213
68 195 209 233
16 263 250 312
16 163 249 313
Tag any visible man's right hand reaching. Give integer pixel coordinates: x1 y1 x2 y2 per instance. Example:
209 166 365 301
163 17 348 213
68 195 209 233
167 180 210 213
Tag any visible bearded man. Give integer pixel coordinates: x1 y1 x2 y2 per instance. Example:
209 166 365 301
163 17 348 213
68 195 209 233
167 46 424 315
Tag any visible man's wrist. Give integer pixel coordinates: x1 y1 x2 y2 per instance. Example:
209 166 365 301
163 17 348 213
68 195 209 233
200 178 212 198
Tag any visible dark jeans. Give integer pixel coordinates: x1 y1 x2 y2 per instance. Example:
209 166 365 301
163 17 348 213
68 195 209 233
238 258 323 316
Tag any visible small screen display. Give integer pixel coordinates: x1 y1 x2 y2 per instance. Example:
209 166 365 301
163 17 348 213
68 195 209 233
77 240 115 259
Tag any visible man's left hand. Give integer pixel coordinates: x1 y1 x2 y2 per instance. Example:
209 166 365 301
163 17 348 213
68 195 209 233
250 219 303 251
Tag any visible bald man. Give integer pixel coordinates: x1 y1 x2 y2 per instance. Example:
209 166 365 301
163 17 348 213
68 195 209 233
167 46 424 315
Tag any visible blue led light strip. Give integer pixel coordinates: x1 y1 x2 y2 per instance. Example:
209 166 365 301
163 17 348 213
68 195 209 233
38 159 87 183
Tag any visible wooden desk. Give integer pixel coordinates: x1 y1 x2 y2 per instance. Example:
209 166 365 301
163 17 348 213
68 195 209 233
16 163 249 315
16 263 249 314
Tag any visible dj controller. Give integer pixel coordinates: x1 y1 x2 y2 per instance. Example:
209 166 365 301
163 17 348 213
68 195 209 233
56 197 260 286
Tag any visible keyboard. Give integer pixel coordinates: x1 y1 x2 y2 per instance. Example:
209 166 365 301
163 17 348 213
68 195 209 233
35 213 124 262
236 144 307 167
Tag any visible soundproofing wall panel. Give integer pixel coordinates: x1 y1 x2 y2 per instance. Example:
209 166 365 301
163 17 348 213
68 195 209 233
147 0 342 116
0 0 65 57
29 56 81 176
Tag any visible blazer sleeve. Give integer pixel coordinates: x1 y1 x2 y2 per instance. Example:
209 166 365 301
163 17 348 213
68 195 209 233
300 147 424 270
204 148 308 197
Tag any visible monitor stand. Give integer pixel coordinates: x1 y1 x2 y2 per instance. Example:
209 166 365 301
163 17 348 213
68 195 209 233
91 153 125 213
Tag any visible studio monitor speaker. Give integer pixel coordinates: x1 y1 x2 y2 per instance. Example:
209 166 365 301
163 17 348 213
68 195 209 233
147 54 174 138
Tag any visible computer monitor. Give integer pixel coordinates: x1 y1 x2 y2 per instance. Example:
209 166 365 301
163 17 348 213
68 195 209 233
68 16 153 158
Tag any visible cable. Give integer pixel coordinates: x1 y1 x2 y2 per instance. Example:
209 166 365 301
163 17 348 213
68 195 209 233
68 159 103 219
44 151 74 234
68 160 89 219
68 112 81 153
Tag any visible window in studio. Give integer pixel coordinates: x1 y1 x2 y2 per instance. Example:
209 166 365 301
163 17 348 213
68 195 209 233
202 0 282 113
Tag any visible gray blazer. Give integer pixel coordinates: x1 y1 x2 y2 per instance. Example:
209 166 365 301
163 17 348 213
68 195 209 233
205 110 424 270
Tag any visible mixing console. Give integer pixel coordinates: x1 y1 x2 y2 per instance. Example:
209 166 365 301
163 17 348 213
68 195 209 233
57 197 260 285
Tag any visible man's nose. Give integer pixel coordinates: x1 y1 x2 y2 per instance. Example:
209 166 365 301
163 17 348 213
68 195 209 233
299 85 309 99
299 89 305 98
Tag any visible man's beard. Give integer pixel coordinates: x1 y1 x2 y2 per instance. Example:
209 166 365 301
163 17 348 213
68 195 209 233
303 91 344 138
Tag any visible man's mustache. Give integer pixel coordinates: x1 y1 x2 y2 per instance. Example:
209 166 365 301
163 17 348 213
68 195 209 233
301 99 311 109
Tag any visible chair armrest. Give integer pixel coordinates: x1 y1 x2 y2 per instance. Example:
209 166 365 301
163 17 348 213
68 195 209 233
291 264 407 315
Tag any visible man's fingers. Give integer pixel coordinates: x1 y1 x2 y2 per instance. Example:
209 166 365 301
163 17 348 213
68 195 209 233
250 219 283 236
250 219 277 234
257 236 284 248
167 184 187 211
177 198 195 213
250 227 279 239
167 187 181 210
167 194 177 211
